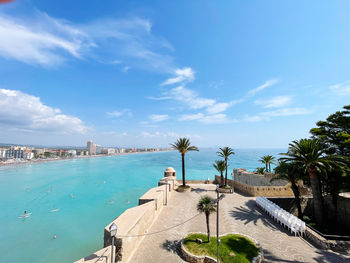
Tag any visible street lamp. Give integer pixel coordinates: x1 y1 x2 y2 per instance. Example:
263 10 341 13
214 184 225 263
231 171 234 193
109 223 118 263
164 178 168 205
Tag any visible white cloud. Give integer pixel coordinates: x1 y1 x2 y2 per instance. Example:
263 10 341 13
83 17 175 73
178 113 204 121
247 79 279 97
161 67 195 86
149 114 169 122
199 114 232 124
107 109 132 118
329 81 350 95
0 89 87 134
261 107 311 117
206 102 232 114
122 66 130 73
139 131 199 139
101 131 128 136
162 86 232 113
243 107 311 122
255 96 292 108
0 12 93 66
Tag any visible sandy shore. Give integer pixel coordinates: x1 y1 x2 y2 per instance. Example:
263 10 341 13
0 150 171 167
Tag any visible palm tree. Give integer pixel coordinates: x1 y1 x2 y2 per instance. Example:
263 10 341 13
280 139 328 226
197 196 216 242
259 155 275 173
217 147 235 186
171 138 199 187
255 167 265 175
213 160 226 186
273 161 305 218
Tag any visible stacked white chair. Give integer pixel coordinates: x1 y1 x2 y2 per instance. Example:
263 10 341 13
255 196 306 236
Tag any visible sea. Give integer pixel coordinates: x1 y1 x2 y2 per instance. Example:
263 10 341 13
0 148 284 263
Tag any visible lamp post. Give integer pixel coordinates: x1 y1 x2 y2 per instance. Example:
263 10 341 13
165 178 168 205
109 223 118 263
231 171 234 193
214 184 225 263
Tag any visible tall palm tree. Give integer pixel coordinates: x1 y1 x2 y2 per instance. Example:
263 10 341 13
213 160 226 186
171 138 199 187
273 161 305 218
217 147 235 186
259 155 275 173
280 139 327 226
197 195 216 242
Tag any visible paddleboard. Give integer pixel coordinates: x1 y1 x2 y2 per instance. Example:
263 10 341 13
18 213 32 218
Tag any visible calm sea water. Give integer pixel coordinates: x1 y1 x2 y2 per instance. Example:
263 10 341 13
0 148 283 263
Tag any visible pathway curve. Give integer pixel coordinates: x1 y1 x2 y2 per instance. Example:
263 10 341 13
129 184 349 263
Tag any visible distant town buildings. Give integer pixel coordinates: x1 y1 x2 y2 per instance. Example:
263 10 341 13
87 141 96 155
0 140 171 163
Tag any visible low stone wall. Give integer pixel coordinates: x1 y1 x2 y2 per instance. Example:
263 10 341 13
75 184 171 263
75 246 112 263
215 175 295 197
180 232 263 263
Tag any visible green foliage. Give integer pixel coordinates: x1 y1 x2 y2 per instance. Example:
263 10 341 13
170 137 199 154
217 147 235 186
259 155 275 172
183 233 259 263
170 137 199 186
197 196 216 214
255 167 265 174
310 104 350 156
213 160 226 185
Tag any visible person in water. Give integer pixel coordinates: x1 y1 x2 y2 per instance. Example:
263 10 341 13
53 235 56 239
24 210 27 215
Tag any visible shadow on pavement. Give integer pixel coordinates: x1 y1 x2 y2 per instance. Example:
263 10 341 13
161 240 187 260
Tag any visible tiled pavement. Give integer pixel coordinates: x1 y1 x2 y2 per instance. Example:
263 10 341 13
129 184 350 263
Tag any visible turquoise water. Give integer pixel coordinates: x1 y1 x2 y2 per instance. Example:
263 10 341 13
0 148 283 263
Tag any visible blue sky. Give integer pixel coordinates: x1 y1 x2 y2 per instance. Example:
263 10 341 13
0 0 350 148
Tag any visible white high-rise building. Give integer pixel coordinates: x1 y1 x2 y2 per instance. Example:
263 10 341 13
87 141 96 155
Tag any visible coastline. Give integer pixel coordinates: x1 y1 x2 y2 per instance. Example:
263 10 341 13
0 150 172 168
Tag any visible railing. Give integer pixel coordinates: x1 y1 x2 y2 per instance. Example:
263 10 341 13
307 224 350 241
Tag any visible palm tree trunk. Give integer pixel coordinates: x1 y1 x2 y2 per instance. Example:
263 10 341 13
265 163 268 173
291 182 303 218
220 172 224 187
269 163 271 173
182 153 185 186
224 159 228 186
308 168 324 226
206 212 210 242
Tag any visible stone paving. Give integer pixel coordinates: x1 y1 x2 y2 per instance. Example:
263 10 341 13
129 184 350 263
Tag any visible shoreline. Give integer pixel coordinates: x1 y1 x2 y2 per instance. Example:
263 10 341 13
0 150 172 168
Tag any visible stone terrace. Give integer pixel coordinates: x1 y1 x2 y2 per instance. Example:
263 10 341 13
129 184 349 263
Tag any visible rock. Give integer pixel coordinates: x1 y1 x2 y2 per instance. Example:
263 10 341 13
196 238 203 244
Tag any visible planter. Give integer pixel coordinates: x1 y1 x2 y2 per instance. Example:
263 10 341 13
181 232 264 263
217 187 232 193
177 185 191 192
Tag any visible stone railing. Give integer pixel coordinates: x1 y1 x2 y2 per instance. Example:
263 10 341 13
75 246 112 263
75 184 171 263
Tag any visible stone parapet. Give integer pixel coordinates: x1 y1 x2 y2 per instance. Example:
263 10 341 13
74 246 112 263
215 175 296 197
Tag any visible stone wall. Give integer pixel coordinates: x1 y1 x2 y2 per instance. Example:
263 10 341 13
75 246 113 263
215 175 295 197
75 184 171 263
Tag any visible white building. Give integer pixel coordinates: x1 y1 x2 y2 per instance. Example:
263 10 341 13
68 150 77 156
96 144 103 154
101 148 115 155
87 141 96 155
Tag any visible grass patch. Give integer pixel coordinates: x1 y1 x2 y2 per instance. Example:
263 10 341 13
183 233 259 263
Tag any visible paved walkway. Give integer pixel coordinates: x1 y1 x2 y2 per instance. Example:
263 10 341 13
129 184 349 263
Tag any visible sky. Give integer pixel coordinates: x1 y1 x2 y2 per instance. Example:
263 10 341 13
0 0 350 148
